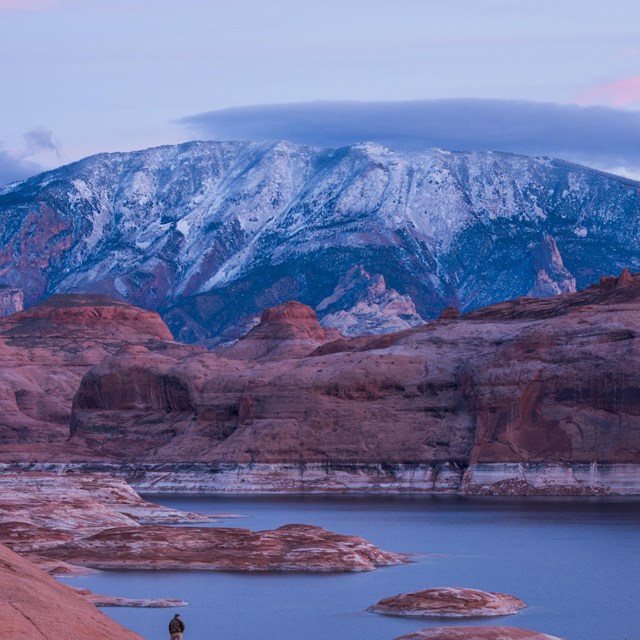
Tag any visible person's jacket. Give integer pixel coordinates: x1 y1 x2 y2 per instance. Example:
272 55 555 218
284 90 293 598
169 618 185 633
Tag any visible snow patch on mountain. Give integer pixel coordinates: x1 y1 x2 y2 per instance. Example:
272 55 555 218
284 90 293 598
1 139 639 343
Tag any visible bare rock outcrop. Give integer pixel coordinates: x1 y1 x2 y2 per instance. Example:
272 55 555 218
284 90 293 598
66 272 640 475
369 587 526 617
0 473 406 574
0 541 142 640
40 523 408 572
0 294 197 461
528 234 576 297
0 284 23 317
0 473 213 560
4 273 640 495
462 272 640 466
317 265 425 336
4 294 173 340
438 306 460 320
73 587 187 608
394 628 565 640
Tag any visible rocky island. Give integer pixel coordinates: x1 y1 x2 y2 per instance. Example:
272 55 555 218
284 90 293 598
394 628 566 640
368 587 526 618
39 522 407 572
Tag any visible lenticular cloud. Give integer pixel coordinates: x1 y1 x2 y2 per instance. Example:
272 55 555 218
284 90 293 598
180 99 640 180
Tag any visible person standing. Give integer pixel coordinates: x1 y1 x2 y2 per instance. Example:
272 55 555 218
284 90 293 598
169 613 185 640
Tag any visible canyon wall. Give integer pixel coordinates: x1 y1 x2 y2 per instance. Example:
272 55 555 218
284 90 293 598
1 272 640 494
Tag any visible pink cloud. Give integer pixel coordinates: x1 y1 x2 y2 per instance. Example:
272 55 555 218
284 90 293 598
577 76 640 108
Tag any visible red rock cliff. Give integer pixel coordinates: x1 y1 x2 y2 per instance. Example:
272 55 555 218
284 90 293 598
4 275 640 472
67 275 640 466
0 294 192 461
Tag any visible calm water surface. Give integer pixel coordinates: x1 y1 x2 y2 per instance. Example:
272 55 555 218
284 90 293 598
62 495 640 640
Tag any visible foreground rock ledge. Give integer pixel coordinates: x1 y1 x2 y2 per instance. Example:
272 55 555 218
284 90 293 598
40 523 409 572
369 587 526 618
394 627 566 640
0 542 141 640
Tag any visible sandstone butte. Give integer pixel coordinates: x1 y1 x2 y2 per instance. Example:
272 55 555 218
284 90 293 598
2 272 640 494
394 627 566 640
368 587 526 618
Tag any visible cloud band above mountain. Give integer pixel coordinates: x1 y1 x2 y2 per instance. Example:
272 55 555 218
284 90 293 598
180 99 640 180
0 146 42 187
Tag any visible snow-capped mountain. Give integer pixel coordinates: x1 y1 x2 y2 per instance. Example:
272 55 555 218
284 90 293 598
1 140 639 343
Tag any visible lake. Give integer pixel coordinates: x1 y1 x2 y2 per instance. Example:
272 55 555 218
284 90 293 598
61 494 640 640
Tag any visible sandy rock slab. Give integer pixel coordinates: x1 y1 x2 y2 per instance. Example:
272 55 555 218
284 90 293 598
40 523 409 572
369 587 526 618
394 627 566 640
73 587 187 608
31 556 101 576
0 472 216 555
0 473 404 575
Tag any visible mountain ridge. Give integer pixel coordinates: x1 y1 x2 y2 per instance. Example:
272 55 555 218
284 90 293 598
1 139 639 343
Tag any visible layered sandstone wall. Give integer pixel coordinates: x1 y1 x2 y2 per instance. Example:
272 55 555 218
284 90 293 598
2 462 639 496
0 294 196 460
69 273 640 472
2 274 640 494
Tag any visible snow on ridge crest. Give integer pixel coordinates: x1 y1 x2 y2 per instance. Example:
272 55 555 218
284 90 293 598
1 139 639 344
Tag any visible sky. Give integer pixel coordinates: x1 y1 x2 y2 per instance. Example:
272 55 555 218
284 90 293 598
1 0 640 184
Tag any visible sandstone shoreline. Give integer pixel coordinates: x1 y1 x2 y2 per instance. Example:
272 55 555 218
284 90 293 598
1 461 638 496
0 473 408 574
